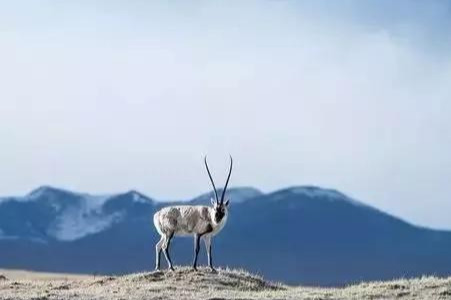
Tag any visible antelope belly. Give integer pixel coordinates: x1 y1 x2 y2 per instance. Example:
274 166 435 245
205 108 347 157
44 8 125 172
174 229 195 237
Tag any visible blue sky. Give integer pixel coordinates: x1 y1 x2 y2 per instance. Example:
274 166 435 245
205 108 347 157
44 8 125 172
0 1 451 229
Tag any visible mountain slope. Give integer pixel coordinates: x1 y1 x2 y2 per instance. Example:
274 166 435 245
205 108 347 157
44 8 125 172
0 186 450 286
0 187 153 242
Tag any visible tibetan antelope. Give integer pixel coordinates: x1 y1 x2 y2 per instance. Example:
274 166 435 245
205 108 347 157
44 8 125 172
153 156 233 271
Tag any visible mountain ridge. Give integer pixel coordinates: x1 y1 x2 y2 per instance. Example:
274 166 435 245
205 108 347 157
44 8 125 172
1 185 450 285
0 184 390 214
0 185 442 242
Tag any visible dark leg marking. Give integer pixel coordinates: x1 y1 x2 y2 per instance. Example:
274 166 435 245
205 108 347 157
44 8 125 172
207 241 215 271
193 224 215 271
156 249 161 270
163 232 175 271
192 234 200 271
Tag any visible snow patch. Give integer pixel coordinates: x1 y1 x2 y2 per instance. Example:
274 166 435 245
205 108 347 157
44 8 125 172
48 209 123 241
47 195 122 241
287 186 365 207
47 197 123 241
290 187 344 199
0 187 141 242
131 192 149 203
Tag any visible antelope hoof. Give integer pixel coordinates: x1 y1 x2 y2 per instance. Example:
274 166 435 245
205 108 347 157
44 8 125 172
168 266 175 272
192 266 198 272
209 267 217 273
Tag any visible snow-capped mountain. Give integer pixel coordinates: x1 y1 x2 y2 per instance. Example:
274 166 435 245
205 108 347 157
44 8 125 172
0 186 153 242
1 185 451 286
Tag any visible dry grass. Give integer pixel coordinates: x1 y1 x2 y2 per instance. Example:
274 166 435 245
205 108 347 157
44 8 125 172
1 267 451 300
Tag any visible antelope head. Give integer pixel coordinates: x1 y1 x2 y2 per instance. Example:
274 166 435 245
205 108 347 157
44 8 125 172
204 155 233 224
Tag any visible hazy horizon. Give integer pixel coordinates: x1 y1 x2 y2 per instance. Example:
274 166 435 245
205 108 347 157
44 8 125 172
1 1 451 229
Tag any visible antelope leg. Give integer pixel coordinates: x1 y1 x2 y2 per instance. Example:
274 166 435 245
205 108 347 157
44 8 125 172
155 236 164 270
192 234 201 271
163 233 174 271
203 235 215 271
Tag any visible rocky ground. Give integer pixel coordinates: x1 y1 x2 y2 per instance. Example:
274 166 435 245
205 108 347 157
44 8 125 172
1 267 451 300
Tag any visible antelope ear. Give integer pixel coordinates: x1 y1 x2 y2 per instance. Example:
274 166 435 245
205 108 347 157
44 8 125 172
211 198 216 206
224 199 230 207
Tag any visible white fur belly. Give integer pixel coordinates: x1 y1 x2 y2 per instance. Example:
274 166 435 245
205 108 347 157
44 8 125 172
174 230 194 237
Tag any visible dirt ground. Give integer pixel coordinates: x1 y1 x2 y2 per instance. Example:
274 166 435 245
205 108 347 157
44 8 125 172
1 267 450 300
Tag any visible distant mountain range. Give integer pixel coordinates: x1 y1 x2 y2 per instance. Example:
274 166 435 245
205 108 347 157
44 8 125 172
1 186 451 286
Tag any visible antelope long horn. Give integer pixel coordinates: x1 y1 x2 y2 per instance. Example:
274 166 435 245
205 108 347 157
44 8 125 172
204 156 219 203
220 155 233 204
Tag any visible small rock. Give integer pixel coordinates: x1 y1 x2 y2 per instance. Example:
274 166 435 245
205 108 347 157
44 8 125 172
389 284 406 290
